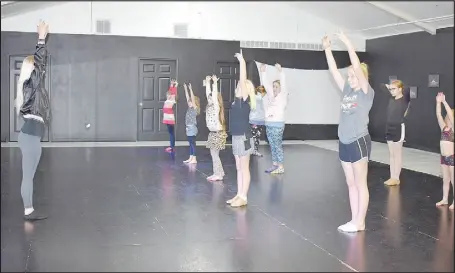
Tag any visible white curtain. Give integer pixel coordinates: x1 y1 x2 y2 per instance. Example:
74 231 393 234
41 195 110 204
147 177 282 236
255 61 350 125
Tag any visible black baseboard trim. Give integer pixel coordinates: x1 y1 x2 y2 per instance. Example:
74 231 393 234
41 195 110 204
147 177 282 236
225 124 338 143
283 124 338 141
370 136 439 153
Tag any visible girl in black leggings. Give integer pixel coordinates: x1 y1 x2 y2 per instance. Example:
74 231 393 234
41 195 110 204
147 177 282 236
15 21 51 221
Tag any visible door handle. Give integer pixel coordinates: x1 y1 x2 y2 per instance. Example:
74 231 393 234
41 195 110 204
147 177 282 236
139 102 143 107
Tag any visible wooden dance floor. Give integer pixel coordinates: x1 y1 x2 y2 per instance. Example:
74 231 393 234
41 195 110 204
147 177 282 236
1 144 454 272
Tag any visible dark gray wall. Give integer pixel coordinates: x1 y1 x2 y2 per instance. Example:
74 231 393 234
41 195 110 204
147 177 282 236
1 31 370 143
366 27 454 152
1 31 239 142
242 48 369 141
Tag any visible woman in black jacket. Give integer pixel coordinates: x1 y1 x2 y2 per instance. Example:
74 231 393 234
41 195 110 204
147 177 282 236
15 20 50 221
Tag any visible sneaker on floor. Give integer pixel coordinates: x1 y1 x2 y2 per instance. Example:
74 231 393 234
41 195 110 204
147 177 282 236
265 166 278 173
226 196 239 204
165 147 174 153
271 167 284 174
384 178 400 186
337 222 358 233
208 175 223 181
24 211 48 222
230 197 247 207
252 151 263 157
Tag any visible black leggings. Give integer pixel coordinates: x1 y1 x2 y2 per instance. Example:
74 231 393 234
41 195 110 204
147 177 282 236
250 124 264 152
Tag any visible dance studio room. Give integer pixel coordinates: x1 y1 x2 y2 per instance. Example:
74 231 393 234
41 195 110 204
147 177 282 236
1 1 454 272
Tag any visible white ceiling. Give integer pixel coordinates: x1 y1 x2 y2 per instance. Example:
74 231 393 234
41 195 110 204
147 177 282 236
287 1 453 39
1 1 454 39
1 1 64 18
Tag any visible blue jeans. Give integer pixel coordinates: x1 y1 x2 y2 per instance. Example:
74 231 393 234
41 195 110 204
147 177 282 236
266 125 285 164
188 136 196 156
167 124 175 148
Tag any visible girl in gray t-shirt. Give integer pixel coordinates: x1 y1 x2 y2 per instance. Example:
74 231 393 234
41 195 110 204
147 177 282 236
183 83 200 164
322 31 374 234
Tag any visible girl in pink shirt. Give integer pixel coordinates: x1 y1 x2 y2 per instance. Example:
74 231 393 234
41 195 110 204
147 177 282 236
163 80 178 152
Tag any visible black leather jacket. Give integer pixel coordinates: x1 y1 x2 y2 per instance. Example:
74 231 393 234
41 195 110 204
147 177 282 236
19 41 51 123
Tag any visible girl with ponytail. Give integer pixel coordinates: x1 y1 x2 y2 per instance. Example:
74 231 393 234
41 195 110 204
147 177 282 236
205 75 228 181
17 20 51 222
226 51 256 208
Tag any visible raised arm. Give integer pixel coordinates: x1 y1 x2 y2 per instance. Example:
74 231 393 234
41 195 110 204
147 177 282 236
35 21 48 70
205 75 212 100
335 31 369 94
29 21 49 90
322 36 345 92
442 94 454 128
277 64 288 108
436 93 446 130
211 75 220 108
183 83 190 106
235 52 248 99
259 64 274 100
169 79 178 103
188 83 196 107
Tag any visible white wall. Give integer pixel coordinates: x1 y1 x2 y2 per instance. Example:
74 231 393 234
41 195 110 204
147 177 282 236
1 1 366 51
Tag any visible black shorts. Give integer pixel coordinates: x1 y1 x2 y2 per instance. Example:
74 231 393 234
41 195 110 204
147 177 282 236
385 123 405 142
339 134 372 163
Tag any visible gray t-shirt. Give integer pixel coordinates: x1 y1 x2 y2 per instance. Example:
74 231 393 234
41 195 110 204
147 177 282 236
338 81 375 144
185 107 198 136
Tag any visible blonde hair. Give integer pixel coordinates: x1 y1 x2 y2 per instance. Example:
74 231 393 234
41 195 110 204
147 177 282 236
15 56 35 115
256 85 266 95
390 79 403 89
245 80 256 110
360 63 369 79
193 96 201 115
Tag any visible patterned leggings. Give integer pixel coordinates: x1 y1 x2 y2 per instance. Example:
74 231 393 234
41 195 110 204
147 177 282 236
266 125 285 164
250 124 265 152
210 149 225 177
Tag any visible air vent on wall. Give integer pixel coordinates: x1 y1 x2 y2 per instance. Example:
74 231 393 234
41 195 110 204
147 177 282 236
240 40 324 51
174 23 188 38
96 20 111 34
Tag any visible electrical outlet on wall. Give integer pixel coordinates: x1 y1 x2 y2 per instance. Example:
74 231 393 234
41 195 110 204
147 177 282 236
428 74 439 88
410 86 418 99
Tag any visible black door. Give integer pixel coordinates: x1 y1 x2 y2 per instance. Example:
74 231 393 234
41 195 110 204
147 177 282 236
216 62 239 136
9 55 50 142
137 59 177 141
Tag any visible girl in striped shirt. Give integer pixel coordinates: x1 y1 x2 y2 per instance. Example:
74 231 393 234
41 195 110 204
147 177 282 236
163 79 178 152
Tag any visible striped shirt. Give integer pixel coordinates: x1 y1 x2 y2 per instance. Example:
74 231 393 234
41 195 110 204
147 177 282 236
163 99 175 125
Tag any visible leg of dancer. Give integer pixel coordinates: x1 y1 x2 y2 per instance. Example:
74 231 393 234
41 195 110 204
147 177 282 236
249 85 267 157
323 32 375 232
269 125 285 174
164 80 178 152
260 63 288 173
227 51 256 207
15 20 50 221
435 93 454 209
205 75 227 181
250 125 262 156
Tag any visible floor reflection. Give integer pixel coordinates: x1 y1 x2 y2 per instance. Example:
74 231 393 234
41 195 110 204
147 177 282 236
432 209 454 271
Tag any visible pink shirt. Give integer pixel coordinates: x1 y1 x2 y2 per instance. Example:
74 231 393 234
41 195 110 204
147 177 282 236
261 71 288 126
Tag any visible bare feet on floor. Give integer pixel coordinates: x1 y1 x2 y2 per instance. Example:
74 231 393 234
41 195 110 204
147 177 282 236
207 175 223 181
